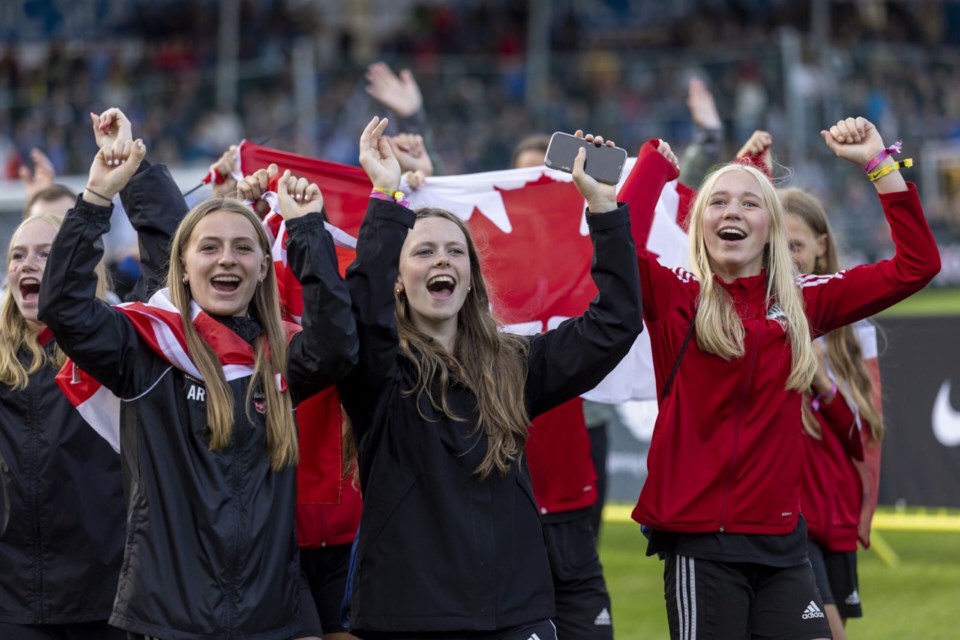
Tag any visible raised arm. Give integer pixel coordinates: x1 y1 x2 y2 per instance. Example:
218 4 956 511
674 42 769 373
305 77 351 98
524 131 643 417
264 170 358 402
90 108 190 302
803 117 941 334
39 139 155 398
338 116 412 437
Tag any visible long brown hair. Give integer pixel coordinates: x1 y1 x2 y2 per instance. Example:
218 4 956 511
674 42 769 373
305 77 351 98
780 188 884 442
396 208 530 478
168 197 298 470
687 164 817 391
0 214 111 390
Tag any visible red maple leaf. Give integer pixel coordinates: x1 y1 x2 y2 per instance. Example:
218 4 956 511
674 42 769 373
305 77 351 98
467 174 598 328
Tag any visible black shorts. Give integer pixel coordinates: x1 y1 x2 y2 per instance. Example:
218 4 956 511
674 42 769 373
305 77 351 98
543 508 613 640
300 544 353 636
663 554 832 640
806 540 862 619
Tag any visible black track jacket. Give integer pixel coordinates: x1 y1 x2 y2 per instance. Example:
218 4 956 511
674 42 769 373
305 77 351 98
339 199 642 635
39 201 357 640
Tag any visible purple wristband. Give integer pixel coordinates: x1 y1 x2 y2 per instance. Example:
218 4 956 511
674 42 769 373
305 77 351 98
864 140 902 173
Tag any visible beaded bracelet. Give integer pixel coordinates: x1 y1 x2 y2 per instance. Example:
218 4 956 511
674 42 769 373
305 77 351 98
864 140 903 173
867 158 913 182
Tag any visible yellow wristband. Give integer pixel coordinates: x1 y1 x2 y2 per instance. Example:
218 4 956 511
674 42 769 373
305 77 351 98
868 158 913 182
372 186 406 202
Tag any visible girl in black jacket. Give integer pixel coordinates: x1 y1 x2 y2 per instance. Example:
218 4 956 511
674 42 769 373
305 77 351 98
337 117 642 639
39 142 357 639
0 109 184 640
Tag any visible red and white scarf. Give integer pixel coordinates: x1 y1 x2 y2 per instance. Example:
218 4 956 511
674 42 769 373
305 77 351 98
57 288 297 453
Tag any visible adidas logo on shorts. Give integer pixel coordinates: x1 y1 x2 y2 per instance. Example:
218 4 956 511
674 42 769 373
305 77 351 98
594 607 612 626
802 601 825 620
845 589 861 606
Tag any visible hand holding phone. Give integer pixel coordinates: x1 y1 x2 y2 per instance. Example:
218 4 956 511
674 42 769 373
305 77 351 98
544 131 627 185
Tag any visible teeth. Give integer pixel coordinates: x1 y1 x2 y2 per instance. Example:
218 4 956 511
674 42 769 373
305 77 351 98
212 275 241 283
428 275 455 286
20 278 40 285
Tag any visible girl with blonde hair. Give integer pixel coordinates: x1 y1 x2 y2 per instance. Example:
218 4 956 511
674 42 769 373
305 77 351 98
619 116 939 639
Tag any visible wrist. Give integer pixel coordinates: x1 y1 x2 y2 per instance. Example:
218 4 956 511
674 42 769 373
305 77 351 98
83 186 115 205
586 198 617 214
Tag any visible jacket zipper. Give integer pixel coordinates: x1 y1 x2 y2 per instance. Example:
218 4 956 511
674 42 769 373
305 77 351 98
719 329 761 532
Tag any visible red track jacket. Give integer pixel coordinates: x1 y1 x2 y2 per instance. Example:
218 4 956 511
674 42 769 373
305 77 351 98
624 142 940 535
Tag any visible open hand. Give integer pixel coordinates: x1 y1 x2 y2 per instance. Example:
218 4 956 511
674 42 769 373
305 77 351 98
365 62 423 117
359 116 401 192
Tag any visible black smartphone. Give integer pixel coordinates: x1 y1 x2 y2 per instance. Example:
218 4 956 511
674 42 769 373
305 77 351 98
544 132 628 185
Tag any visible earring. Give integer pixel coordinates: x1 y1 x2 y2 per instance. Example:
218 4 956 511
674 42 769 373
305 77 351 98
182 275 188 284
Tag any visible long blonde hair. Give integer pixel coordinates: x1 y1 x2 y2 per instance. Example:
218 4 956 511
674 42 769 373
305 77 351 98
687 164 817 391
0 214 111 390
780 188 884 442
168 197 297 470
396 208 530 478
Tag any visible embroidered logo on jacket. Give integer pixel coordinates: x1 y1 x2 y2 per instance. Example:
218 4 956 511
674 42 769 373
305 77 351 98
766 304 788 331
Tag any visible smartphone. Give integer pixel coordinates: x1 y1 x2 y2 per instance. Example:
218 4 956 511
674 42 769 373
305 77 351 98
544 132 628 185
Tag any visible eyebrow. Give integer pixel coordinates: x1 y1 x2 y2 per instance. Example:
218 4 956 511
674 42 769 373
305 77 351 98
195 235 257 243
710 190 763 200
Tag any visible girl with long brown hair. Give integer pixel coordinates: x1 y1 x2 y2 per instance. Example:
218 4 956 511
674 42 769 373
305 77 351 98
337 116 642 639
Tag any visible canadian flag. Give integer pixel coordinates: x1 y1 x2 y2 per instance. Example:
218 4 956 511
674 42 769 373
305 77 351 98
236 140 692 403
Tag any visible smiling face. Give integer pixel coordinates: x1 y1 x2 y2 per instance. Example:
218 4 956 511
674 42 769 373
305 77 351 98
7 217 58 324
397 215 472 341
181 210 269 317
701 169 772 282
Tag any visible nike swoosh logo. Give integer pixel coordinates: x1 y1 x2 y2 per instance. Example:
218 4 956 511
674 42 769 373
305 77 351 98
932 380 960 447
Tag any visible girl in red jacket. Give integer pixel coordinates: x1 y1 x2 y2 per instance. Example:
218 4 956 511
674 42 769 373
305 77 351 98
783 187 883 640
622 116 939 639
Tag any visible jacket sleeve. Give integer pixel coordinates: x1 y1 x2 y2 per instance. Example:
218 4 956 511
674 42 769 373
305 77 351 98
524 205 643 418
38 198 154 398
619 140 697 324
337 199 415 441
119 160 189 302
803 183 941 336
284 212 359 404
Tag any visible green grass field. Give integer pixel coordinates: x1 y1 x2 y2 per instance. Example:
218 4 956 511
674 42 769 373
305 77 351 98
878 285 960 316
598 519 960 639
